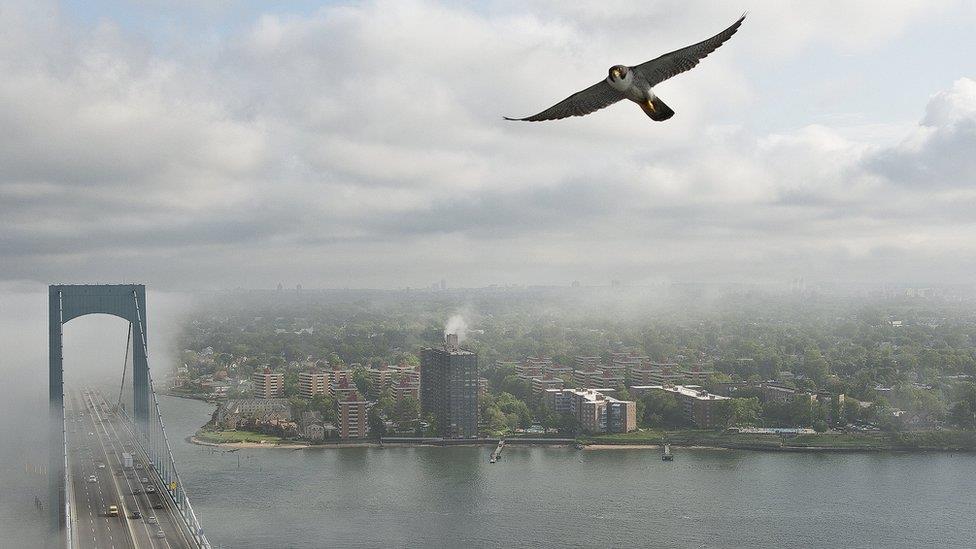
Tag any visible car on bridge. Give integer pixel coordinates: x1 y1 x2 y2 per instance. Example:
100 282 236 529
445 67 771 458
87 475 97 483
106 505 119 517
147 516 158 525
155 530 166 539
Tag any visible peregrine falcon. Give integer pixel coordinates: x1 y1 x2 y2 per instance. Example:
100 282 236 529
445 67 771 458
505 14 746 123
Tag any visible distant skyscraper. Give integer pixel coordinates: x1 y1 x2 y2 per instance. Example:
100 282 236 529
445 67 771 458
420 334 479 438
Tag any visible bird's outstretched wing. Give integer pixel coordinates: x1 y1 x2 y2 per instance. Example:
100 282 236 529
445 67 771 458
505 80 624 122
633 13 746 87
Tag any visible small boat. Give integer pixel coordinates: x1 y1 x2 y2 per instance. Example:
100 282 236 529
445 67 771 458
662 444 673 461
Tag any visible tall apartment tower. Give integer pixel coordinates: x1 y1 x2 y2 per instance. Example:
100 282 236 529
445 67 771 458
420 334 479 438
297 370 329 399
252 368 284 399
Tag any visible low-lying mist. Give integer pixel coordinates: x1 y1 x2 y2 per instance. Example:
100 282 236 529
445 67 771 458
0 283 194 543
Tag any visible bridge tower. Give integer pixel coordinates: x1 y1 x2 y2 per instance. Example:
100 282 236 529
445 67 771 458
48 284 150 540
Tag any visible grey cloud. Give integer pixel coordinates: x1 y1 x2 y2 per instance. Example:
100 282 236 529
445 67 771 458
1 1 976 290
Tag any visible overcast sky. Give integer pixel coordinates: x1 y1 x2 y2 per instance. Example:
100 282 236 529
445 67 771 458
2 0 975 291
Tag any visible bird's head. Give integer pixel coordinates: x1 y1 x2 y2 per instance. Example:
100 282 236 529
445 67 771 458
607 65 632 91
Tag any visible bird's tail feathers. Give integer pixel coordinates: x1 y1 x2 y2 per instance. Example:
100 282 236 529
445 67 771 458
640 96 675 122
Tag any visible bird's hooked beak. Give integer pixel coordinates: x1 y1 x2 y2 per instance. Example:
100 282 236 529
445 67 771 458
611 67 622 80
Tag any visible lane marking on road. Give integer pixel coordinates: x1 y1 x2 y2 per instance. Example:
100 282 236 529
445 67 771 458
84 388 143 549
90 389 166 549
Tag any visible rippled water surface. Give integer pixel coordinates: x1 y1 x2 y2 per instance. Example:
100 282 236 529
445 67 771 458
161 396 976 549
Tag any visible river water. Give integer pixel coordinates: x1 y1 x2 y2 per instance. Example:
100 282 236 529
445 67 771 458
159 396 976 548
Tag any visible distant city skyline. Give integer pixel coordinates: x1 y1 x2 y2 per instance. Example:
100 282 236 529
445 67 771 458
2 1 976 290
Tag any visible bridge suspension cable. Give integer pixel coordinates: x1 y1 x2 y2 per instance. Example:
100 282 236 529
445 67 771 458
117 322 131 408
125 289 211 548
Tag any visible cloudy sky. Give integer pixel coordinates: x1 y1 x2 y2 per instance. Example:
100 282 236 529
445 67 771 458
2 0 975 290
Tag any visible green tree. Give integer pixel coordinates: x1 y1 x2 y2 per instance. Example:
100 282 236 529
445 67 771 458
283 371 299 397
536 401 557 431
289 396 308 416
556 412 581 436
801 349 829 386
716 397 761 428
368 407 387 438
394 396 420 424
499 375 533 402
496 393 533 428
949 382 976 429
352 367 373 397
640 391 688 429
309 394 337 423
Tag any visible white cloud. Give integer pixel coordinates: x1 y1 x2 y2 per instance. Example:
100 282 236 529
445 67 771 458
0 0 975 288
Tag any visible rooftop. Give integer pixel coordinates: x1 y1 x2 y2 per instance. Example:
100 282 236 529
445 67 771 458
426 345 475 356
631 384 730 401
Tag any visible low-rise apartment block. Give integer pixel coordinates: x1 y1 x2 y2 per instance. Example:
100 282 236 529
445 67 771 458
531 375 565 394
545 363 573 380
574 356 603 371
393 376 420 402
573 369 603 388
543 388 637 434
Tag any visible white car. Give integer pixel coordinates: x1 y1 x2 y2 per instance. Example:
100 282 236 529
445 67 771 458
141 477 149 483
155 530 165 539
147 516 158 525
87 475 97 483
96 463 105 469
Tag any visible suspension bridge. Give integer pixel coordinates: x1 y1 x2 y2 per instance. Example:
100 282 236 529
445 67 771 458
49 284 210 549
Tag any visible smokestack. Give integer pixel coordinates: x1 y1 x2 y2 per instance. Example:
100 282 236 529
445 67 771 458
445 333 459 351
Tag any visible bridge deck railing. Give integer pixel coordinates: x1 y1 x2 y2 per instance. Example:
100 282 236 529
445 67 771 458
116 404 210 548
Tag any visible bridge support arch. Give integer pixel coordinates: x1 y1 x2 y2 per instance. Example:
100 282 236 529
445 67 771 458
49 284 150 539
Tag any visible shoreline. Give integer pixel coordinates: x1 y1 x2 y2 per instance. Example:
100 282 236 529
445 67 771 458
163 392 218 403
189 435 971 454
583 444 659 450
187 420 975 454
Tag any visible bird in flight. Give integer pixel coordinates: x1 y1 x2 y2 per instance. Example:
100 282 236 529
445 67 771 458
505 14 746 123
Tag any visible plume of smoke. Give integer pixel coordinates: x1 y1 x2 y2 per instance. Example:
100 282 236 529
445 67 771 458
444 314 468 342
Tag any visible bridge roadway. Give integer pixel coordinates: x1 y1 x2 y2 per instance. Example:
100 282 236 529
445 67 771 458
66 387 194 549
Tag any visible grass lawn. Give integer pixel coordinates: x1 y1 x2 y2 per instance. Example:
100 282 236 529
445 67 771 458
196 429 283 444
